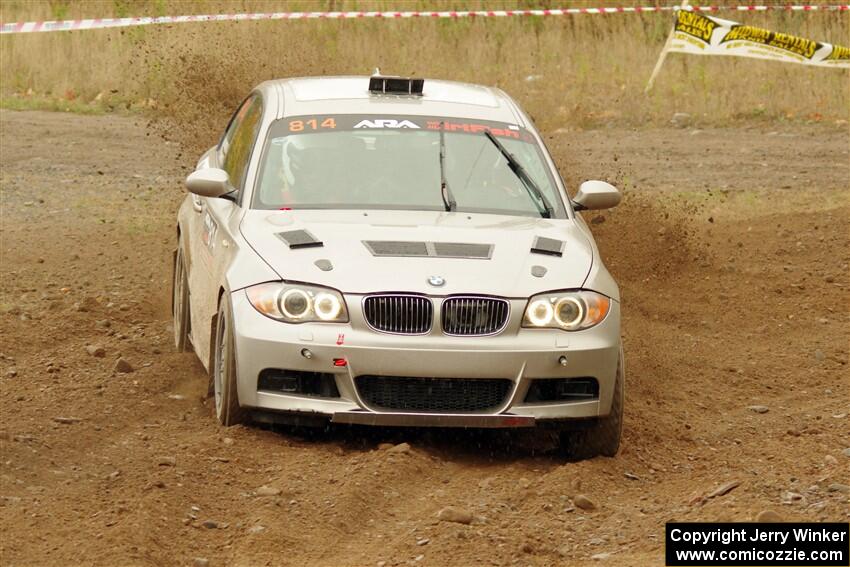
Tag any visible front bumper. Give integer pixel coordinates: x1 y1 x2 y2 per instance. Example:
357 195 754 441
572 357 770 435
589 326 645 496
231 291 621 427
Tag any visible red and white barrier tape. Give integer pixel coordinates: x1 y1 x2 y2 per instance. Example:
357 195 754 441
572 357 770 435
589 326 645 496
1 5 848 35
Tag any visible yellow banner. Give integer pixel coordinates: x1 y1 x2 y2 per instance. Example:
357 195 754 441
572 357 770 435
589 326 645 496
669 9 850 68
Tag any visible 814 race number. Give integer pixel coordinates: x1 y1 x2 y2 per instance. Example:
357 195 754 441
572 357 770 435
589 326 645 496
288 117 337 132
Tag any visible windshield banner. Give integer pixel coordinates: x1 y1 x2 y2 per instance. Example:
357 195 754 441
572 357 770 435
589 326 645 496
667 9 850 68
270 115 537 143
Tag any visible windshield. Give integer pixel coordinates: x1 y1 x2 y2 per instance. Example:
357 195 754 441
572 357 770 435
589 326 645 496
253 115 566 218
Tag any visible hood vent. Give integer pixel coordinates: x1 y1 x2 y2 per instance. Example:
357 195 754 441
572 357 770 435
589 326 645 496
276 229 323 249
364 240 430 257
432 242 492 259
530 236 564 257
364 241 493 259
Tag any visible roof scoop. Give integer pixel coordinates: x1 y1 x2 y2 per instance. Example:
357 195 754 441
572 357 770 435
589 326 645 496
368 74 424 96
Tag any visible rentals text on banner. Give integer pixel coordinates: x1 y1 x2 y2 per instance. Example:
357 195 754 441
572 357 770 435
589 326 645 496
670 9 850 68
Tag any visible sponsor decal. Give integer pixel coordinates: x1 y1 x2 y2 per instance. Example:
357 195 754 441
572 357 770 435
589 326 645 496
675 10 718 43
425 120 521 139
202 212 218 252
721 25 819 58
663 9 849 69
353 119 420 129
825 43 850 61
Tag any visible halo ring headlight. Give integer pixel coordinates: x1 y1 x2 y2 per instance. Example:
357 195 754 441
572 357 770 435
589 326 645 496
280 288 312 319
522 290 610 331
554 296 584 328
527 298 554 327
314 292 342 321
246 282 349 324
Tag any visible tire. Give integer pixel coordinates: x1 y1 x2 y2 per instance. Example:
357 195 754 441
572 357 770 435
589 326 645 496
212 294 248 426
557 347 624 459
172 241 191 352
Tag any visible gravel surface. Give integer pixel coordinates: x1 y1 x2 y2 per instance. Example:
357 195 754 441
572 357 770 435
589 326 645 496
1 110 848 566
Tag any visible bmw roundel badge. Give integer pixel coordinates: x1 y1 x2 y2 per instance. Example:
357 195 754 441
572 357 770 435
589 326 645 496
427 275 445 287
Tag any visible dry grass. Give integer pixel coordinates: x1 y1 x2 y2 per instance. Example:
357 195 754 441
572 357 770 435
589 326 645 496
1 1 847 152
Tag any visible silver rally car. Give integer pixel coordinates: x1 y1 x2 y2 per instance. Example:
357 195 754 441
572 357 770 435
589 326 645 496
173 74 624 457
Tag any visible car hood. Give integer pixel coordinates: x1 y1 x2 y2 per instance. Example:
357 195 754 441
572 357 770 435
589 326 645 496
240 209 593 297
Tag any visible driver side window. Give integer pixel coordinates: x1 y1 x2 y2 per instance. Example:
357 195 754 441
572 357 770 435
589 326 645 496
218 94 263 193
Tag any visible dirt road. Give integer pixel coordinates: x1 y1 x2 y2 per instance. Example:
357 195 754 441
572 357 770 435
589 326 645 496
1 110 847 567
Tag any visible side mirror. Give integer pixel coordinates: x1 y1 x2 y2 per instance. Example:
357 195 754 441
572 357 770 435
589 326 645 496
573 180 621 211
185 168 232 198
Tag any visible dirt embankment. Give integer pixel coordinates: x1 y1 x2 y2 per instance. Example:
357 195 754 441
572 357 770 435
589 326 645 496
0 110 848 567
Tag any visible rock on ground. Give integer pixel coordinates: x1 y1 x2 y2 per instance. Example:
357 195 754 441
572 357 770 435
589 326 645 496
756 510 782 522
573 495 597 511
85 345 106 358
388 442 411 454
437 506 473 525
256 485 281 497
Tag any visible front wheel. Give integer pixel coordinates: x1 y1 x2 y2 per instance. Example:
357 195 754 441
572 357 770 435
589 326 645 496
212 294 248 426
557 347 624 459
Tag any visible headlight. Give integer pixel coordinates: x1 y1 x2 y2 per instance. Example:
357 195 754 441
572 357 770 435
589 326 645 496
522 290 610 331
246 282 348 323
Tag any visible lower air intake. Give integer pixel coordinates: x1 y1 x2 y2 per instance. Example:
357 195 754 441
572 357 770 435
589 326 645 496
523 378 599 403
258 369 340 398
356 376 512 413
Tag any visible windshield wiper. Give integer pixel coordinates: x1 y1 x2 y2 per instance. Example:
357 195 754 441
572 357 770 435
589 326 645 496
438 122 457 212
483 130 554 219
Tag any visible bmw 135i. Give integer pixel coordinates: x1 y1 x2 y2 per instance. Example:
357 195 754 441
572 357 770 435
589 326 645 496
173 74 624 458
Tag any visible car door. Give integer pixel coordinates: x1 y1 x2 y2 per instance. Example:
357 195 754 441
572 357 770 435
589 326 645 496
188 94 264 368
